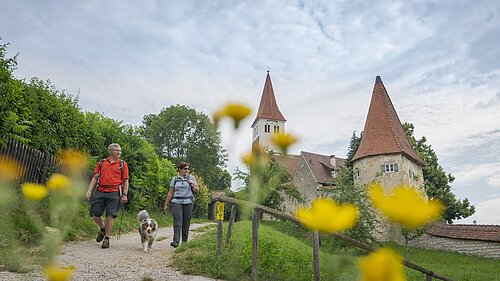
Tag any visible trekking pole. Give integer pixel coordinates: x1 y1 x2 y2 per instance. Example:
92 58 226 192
116 203 126 240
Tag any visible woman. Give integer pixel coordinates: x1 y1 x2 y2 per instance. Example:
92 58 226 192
163 161 199 247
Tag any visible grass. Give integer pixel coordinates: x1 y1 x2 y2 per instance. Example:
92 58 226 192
173 220 500 281
388 242 500 281
173 221 360 281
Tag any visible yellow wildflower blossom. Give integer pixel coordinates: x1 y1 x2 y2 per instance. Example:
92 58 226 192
58 150 87 174
241 152 255 165
213 103 252 129
0 156 23 182
46 173 71 192
21 183 48 201
44 264 76 281
295 198 358 233
359 248 406 281
368 183 444 229
271 133 297 154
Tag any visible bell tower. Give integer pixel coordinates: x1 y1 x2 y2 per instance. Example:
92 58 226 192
251 72 286 152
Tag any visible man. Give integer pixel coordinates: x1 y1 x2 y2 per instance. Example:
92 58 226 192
86 143 129 249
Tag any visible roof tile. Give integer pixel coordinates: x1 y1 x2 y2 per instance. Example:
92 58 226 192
427 222 500 242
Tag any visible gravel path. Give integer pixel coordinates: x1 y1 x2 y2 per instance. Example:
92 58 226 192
0 222 219 281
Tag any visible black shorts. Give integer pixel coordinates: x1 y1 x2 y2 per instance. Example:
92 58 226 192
90 191 120 218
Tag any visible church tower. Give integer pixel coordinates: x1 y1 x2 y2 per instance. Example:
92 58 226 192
251 72 286 151
352 76 425 191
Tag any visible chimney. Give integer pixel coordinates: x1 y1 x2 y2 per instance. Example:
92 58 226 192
330 155 336 167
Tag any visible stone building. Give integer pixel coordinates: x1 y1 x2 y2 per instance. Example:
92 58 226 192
274 152 345 213
351 76 426 240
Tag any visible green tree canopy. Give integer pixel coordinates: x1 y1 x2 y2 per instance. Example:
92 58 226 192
141 104 230 190
403 123 475 223
0 43 91 152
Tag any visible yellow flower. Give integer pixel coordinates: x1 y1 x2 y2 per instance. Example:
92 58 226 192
0 156 23 182
213 103 252 129
359 248 406 281
58 150 87 174
368 183 444 229
21 183 48 201
295 198 358 233
271 133 297 154
241 152 255 165
46 173 71 191
44 264 76 281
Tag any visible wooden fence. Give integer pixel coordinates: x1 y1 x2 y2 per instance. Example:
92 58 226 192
214 196 454 281
0 139 59 184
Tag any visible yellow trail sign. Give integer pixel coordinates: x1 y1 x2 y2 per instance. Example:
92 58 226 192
216 202 224 221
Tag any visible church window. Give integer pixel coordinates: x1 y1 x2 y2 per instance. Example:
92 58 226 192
381 163 399 173
273 125 280 133
264 124 270 133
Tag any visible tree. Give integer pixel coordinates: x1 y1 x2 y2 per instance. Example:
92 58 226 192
141 105 230 190
0 43 30 146
345 131 361 168
328 132 378 246
402 123 475 223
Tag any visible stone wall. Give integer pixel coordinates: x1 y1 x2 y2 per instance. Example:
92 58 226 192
353 154 424 190
401 233 500 259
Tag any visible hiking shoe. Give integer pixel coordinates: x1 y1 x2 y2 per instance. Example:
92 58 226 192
96 228 105 242
101 237 110 249
170 242 179 248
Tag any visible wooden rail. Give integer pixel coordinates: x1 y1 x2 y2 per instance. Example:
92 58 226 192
215 195 454 281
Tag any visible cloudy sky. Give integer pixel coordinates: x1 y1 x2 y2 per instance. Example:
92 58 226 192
2 0 499 224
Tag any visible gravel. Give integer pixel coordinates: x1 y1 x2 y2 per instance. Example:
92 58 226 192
0 222 219 281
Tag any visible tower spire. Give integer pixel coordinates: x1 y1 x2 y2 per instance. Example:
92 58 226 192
352 76 424 165
252 72 286 126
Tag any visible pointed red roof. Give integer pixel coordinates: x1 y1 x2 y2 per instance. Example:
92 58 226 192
352 76 424 165
252 72 286 126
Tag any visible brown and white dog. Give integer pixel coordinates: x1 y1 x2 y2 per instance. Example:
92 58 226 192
137 210 158 252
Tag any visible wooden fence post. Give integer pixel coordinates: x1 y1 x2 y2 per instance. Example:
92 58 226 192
216 201 224 256
312 231 320 281
225 205 236 246
252 209 260 281
427 272 433 281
